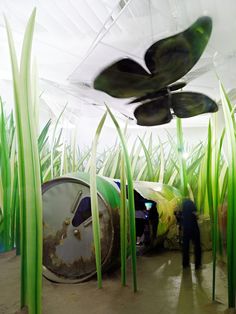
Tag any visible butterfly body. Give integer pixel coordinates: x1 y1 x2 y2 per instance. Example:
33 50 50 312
129 82 187 104
93 16 218 126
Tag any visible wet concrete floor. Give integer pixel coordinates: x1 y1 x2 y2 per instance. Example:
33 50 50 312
0 248 233 314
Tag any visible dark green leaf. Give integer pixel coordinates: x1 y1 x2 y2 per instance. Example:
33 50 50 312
38 119 51 153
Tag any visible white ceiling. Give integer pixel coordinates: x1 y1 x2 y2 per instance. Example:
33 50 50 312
0 0 235 130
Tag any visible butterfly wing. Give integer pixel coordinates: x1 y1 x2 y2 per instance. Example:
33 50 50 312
171 92 218 118
94 16 212 101
133 91 218 126
94 58 153 98
144 16 212 89
134 96 172 126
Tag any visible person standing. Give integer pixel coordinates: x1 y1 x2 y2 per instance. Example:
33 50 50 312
147 201 159 245
181 199 202 270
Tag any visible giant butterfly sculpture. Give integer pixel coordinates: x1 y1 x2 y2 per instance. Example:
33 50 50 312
93 16 218 126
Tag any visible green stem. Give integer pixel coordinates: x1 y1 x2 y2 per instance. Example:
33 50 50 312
120 154 127 286
90 112 107 288
106 106 137 292
176 118 188 197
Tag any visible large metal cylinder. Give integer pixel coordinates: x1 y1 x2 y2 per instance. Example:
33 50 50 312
42 173 120 283
42 173 181 283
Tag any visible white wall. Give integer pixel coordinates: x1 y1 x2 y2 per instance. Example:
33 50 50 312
74 118 209 153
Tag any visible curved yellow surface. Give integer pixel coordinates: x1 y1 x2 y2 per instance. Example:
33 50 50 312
133 181 182 236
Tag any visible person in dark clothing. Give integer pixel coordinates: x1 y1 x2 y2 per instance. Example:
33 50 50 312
134 191 147 245
135 205 146 244
181 199 202 269
146 201 159 245
133 189 159 247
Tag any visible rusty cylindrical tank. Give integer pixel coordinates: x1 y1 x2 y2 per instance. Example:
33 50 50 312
42 174 182 283
42 172 120 283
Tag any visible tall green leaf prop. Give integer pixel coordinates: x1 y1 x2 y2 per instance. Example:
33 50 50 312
220 83 236 308
206 120 214 298
138 136 154 181
0 106 20 254
207 119 217 300
120 153 128 286
106 106 137 292
0 98 12 252
5 9 43 313
90 112 107 288
50 104 67 179
176 118 188 197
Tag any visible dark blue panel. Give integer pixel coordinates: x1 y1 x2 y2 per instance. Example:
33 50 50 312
72 197 92 227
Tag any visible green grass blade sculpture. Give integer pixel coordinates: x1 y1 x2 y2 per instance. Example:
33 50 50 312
90 112 107 288
220 83 236 308
50 104 67 179
120 153 128 286
0 99 12 252
176 118 188 197
5 9 43 313
106 105 137 292
138 136 154 181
